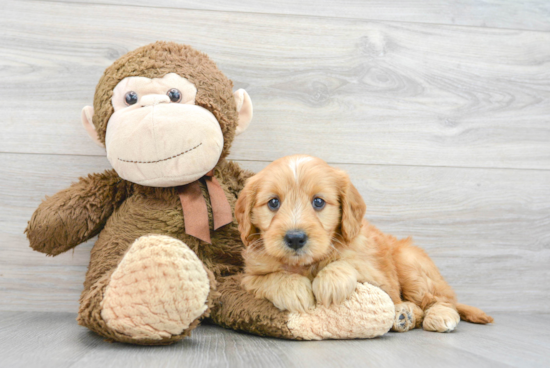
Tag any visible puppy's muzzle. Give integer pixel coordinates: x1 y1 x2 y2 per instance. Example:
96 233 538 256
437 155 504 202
284 230 308 251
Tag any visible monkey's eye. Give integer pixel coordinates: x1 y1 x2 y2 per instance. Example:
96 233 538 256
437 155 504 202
267 197 280 211
167 88 182 103
312 197 326 211
124 91 138 106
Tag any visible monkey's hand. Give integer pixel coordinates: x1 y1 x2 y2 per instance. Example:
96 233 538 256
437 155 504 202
25 169 130 256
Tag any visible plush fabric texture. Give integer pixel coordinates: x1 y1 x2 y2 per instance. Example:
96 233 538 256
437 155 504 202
210 275 394 340
101 235 211 341
110 73 197 111
26 42 395 344
106 72 225 187
71 160 251 344
209 274 295 339
27 157 255 344
92 42 238 162
25 169 130 256
286 283 394 340
106 103 224 187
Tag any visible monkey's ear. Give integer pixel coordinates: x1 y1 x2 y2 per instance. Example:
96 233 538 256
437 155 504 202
81 106 104 147
233 89 253 136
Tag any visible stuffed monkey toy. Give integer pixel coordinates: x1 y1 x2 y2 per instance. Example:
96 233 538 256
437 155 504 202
26 41 394 345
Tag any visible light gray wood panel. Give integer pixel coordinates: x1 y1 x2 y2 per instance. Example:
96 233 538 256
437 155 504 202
40 0 550 32
2 0 550 170
1 153 549 313
0 312 549 368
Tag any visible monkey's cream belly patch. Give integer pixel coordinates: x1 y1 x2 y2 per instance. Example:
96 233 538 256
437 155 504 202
101 235 210 340
287 283 394 340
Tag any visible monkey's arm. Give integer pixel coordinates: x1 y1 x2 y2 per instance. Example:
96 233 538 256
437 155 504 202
25 169 131 256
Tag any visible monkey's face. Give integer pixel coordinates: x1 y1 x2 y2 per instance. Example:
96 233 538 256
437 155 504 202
105 73 224 187
82 45 254 188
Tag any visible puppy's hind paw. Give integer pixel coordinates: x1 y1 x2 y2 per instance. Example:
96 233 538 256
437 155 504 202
392 303 416 332
423 303 460 333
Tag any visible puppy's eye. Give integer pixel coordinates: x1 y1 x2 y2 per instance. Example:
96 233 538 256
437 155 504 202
167 88 182 103
312 197 326 211
267 198 280 211
124 91 138 106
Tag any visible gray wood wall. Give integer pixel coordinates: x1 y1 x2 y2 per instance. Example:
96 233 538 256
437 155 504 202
1 0 549 313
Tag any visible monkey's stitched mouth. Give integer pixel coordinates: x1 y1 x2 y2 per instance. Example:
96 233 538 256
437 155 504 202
117 143 202 164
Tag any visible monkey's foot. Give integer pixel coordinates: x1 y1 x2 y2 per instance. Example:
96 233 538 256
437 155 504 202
100 235 212 341
287 283 395 340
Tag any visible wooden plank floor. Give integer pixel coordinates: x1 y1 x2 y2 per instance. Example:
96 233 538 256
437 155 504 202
0 311 548 368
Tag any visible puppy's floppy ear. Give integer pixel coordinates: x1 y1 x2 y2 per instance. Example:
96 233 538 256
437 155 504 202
235 177 259 246
338 171 367 243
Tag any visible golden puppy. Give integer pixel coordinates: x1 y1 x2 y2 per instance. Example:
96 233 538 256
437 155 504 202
235 155 493 333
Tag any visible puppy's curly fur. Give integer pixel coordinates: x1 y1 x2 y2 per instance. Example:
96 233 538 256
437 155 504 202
235 155 493 333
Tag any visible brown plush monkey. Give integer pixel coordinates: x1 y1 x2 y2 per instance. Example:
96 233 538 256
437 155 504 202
26 42 394 345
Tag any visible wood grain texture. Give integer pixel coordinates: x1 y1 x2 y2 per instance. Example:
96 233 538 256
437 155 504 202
1 0 549 330
38 0 550 32
1 0 550 169
1 153 549 313
0 311 549 367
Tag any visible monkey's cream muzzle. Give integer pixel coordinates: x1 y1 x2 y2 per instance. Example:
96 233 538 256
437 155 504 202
105 102 224 187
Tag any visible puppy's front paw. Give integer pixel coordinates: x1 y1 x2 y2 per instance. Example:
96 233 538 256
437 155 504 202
312 263 357 307
243 273 315 313
270 275 315 313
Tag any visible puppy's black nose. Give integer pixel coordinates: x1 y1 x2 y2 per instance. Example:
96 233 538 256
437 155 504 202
284 231 308 251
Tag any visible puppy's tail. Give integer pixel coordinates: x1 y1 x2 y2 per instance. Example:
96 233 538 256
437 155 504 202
456 303 494 324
